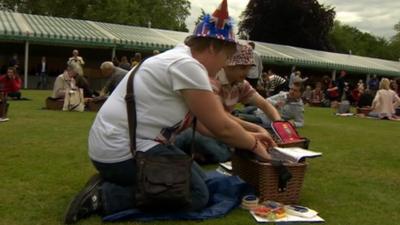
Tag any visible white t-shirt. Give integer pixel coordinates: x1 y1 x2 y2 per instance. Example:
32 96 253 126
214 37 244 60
89 44 212 163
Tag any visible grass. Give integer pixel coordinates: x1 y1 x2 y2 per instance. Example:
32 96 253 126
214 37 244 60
1 90 400 225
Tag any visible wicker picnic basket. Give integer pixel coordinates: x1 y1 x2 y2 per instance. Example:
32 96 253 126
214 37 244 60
232 121 309 204
232 153 307 204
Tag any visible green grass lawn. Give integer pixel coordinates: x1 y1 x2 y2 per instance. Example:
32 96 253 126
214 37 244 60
1 90 399 225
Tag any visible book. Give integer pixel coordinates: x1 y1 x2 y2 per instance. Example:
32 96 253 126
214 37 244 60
250 210 324 223
270 147 322 163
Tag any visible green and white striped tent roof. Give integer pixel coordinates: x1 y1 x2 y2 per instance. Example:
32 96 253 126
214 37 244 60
1 10 400 76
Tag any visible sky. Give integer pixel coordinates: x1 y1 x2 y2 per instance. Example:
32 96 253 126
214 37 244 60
186 0 400 39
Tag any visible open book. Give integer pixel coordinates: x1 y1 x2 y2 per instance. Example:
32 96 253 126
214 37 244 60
270 147 322 163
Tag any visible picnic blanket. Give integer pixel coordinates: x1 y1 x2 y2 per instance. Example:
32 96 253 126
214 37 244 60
103 171 252 222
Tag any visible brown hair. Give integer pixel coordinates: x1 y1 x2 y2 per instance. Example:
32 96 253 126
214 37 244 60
291 81 304 92
7 67 16 74
185 36 237 57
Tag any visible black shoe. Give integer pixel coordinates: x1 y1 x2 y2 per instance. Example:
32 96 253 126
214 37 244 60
63 174 103 224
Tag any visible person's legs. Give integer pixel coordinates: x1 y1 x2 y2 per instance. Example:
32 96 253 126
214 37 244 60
175 129 232 163
368 111 380 118
91 159 136 215
242 105 258 114
237 113 263 124
174 129 193 155
7 92 21 99
42 72 48 89
92 144 209 216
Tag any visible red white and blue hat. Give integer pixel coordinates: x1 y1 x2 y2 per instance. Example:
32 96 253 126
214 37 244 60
192 0 236 43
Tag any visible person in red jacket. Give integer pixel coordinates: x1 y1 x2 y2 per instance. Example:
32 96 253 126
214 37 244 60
0 67 22 99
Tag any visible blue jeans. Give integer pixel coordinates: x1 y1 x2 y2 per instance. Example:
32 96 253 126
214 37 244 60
233 106 271 127
174 129 232 163
92 144 209 215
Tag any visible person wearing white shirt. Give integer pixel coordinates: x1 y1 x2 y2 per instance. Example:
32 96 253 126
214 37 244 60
63 3 276 223
67 49 85 68
246 41 263 89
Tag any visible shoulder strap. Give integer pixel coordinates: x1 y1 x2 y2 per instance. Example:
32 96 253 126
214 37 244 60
125 61 197 158
125 62 144 158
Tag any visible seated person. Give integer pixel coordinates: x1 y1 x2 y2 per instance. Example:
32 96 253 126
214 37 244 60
52 63 81 99
75 74 96 98
337 83 352 114
369 78 400 120
357 89 374 108
99 61 128 96
243 82 304 128
310 82 324 106
0 67 22 99
175 44 280 163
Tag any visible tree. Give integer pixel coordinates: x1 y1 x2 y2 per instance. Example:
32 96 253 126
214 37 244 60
238 0 335 51
389 21 400 60
0 0 190 32
329 21 398 60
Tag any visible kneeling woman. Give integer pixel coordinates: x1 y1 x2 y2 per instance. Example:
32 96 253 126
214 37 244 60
63 5 274 224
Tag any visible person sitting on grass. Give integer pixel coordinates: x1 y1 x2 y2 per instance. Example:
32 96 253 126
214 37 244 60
52 63 82 99
0 67 22 100
310 82 324 106
240 81 305 128
62 2 275 224
368 78 400 120
175 43 281 164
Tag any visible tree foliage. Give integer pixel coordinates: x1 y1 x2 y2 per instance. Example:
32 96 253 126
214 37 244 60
238 0 335 51
0 0 190 31
389 21 400 60
329 21 399 60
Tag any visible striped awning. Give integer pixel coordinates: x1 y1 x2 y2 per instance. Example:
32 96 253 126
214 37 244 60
1 10 399 76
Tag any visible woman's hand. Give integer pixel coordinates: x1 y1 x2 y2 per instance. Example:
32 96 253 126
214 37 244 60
250 132 277 161
251 130 277 148
252 139 272 161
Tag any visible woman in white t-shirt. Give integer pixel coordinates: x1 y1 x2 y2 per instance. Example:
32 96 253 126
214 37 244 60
64 5 275 224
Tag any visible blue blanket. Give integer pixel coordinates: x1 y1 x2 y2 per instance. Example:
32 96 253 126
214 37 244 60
102 171 252 222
